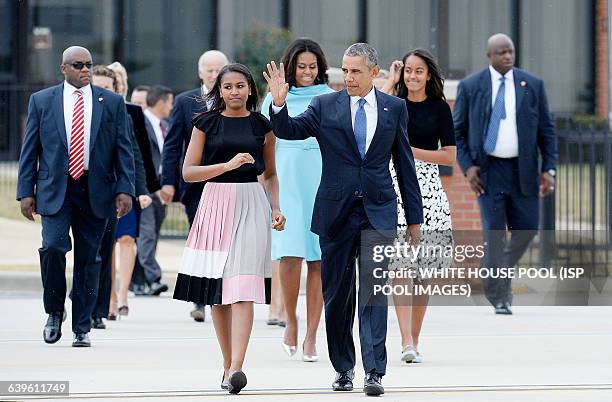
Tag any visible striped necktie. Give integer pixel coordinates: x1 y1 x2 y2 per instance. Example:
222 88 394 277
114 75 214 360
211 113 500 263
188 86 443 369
68 89 85 179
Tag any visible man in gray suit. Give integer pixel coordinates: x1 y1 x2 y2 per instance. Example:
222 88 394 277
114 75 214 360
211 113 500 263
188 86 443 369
139 85 173 296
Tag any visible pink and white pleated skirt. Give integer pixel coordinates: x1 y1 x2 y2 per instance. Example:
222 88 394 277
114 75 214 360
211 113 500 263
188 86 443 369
173 182 272 305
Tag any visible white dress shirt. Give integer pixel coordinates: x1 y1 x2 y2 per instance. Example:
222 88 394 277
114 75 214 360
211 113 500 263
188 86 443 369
144 109 165 153
202 85 213 110
63 81 92 169
489 65 518 158
349 86 378 153
271 85 378 153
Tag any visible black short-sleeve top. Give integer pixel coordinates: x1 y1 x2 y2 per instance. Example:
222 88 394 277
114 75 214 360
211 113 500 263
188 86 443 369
191 110 272 183
406 97 456 151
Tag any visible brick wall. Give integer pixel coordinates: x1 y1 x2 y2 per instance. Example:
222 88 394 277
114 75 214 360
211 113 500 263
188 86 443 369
596 0 609 118
440 98 483 231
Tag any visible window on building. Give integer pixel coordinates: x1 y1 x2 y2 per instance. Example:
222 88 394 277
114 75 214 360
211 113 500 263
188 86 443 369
367 0 432 69
123 0 215 94
519 0 593 114
289 0 359 68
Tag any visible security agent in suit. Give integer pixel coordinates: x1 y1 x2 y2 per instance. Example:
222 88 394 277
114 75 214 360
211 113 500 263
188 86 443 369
160 50 228 321
453 34 557 314
264 43 423 396
16 46 134 347
87 66 153 327
126 86 160 295
138 85 173 296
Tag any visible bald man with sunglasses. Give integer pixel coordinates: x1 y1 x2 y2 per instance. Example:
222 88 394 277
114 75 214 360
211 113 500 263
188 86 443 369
16 46 134 347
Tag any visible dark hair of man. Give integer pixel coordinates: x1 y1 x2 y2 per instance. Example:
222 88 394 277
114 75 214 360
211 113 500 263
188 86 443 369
281 38 329 88
395 48 446 101
206 63 259 112
132 85 151 93
146 85 173 108
92 65 117 92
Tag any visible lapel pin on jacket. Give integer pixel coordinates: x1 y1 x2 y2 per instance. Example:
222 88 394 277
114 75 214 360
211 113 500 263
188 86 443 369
383 107 388 111
520 81 526 87
98 96 104 102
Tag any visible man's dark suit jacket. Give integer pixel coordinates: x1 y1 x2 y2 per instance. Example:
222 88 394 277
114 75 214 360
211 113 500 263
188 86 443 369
144 116 163 177
126 102 160 193
161 88 207 204
16 83 135 218
453 67 557 196
270 88 423 239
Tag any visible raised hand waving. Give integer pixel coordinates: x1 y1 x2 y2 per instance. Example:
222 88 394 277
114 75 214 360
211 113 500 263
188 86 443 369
263 61 289 107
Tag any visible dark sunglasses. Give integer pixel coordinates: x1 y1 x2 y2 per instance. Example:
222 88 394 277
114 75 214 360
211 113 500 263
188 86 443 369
69 62 93 70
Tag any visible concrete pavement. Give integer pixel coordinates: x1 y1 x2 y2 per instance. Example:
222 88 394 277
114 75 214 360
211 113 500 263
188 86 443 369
0 295 611 401
1 217 612 401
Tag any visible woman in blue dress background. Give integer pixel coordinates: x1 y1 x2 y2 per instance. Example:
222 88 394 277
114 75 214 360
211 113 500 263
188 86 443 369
261 38 334 362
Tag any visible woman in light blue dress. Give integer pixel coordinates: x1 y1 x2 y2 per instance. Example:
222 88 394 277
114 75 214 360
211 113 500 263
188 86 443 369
261 38 334 362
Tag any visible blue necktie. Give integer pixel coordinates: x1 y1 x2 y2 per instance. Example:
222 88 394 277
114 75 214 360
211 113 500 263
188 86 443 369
354 98 367 159
484 76 506 154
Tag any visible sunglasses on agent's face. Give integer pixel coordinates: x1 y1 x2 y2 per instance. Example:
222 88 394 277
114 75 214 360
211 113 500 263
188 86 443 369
67 61 93 70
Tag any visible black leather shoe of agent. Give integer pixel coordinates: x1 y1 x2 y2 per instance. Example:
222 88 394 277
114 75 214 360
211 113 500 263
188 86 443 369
91 317 106 329
190 304 206 322
132 284 147 296
364 372 384 396
72 333 91 347
332 369 354 391
148 282 168 296
43 312 63 344
494 302 513 315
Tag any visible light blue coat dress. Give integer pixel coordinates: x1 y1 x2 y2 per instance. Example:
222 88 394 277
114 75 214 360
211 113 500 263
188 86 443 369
261 84 334 261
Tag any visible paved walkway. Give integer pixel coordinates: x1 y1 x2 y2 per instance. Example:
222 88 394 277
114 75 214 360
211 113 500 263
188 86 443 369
1 217 612 401
0 297 611 401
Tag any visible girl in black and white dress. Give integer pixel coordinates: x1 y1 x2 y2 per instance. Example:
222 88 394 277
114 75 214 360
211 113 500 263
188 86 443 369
382 49 456 364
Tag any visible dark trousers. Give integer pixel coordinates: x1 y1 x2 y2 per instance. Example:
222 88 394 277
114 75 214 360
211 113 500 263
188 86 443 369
479 157 539 306
184 195 199 228
131 195 198 288
39 174 108 334
319 199 389 376
92 217 117 319
136 195 166 285
131 259 146 286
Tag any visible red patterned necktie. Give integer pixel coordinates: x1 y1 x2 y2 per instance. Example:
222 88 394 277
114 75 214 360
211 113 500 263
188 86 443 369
68 89 85 180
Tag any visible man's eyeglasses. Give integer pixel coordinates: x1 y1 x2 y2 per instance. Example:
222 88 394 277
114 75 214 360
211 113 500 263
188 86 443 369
68 62 93 70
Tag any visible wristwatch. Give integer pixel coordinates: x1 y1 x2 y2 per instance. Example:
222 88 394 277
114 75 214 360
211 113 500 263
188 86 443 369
547 169 556 177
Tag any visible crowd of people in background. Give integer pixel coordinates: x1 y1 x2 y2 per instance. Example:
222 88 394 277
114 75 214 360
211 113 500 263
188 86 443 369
16 31 557 396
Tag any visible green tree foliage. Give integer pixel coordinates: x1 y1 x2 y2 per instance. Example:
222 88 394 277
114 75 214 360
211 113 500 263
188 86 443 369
235 22 293 108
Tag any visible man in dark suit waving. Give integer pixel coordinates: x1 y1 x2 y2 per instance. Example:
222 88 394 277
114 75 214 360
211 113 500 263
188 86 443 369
453 33 557 315
16 46 134 347
264 43 422 396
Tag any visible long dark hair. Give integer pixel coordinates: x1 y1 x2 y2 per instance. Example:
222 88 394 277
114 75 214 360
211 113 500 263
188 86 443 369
206 63 259 111
395 48 446 101
281 38 329 88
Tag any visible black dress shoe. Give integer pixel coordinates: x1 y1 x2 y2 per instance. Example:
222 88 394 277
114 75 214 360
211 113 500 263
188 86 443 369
91 317 106 329
43 312 63 344
494 302 513 315
148 282 169 296
364 372 384 396
72 333 91 347
190 303 206 322
132 284 147 296
332 369 354 391
228 371 247 394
